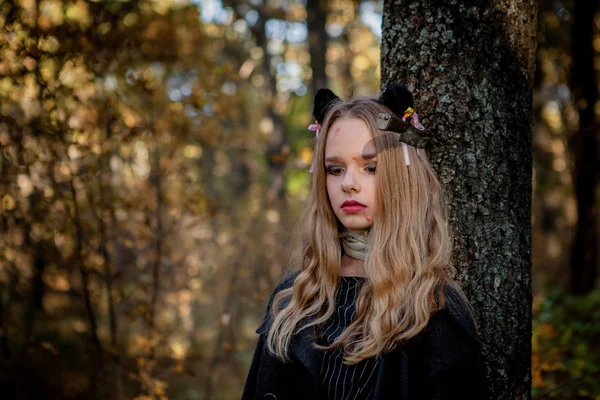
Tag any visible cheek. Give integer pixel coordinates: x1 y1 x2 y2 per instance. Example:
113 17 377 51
365 175 376 189
367 178 378 205
325 179 335 198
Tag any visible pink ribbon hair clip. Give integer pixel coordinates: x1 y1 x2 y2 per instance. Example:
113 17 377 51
308 121 321 139
402 107 425 131
307 121 322 174
400 107 425 165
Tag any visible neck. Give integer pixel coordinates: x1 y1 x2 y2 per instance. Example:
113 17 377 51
340 254 366 277
339 226 372 262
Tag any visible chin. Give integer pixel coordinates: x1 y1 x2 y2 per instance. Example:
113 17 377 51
340 218 373 231
346 224 372 231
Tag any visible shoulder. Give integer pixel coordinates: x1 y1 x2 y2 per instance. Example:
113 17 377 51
255 268 301 335
413 283 483 379
272 268 301 295
427 283 480 344
263 268 301 306
435 283 479 341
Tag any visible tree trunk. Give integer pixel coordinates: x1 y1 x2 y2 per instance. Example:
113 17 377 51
381 1 537 399
148 145 164 333
70 180 103 355
97 117 124 400
569 0 598 295
338 1 361 98
306 0 328 98
253 6 288 203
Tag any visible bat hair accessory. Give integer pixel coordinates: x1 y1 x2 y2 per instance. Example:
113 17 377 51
377 83 430 165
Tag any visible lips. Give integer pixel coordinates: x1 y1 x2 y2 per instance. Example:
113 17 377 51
341 200 366 208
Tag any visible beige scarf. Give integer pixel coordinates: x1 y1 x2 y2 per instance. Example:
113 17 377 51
338 227 372 261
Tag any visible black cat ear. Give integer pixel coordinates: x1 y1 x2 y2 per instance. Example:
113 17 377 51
376 84 429 149
378 83 414 117
313 88 340 125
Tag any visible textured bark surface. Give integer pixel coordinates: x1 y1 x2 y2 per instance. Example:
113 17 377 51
381 1 536 399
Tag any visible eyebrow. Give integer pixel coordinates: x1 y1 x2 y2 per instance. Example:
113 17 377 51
325 153 377 162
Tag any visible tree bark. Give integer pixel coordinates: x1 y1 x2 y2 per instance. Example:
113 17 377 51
381 1 537 398
569 0 599 295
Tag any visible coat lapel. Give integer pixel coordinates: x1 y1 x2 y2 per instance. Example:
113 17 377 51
373 347 409 400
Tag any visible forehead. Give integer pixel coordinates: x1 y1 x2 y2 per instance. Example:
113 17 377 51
325 117 376 159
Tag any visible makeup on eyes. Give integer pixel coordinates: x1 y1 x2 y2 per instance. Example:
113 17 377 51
325 161 377 167
325 163 377 175
325 153 377 163
325 158 377 167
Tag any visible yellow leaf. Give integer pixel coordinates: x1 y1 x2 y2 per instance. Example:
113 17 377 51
41 341 59 355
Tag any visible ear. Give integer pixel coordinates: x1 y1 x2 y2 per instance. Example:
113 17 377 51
378 83 414 117
313 88 340 125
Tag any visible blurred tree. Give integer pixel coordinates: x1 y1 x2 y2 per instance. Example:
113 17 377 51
306 0 329 98
381 0 537 399
0 0 246 398
337 0 360 97
569 0 599 295
531 0 578 295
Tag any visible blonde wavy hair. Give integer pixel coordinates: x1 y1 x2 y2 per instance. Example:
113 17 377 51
266 96 468 364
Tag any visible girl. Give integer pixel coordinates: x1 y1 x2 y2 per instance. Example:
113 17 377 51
242 84 488 400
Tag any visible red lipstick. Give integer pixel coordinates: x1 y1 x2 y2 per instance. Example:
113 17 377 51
341 200 366 213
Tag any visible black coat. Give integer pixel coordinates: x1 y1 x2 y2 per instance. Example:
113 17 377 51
242 272 489 400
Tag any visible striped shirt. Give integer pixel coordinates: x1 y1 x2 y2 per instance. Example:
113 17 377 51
318 276 380 400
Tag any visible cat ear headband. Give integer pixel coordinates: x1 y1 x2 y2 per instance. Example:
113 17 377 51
308 84 429 173
307 88 340 173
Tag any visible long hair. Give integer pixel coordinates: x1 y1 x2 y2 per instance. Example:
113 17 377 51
266 97 467 364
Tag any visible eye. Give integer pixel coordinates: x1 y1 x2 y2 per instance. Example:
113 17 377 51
366 164 377 174
326 166 343 175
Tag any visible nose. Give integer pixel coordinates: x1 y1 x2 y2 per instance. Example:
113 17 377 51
341 167 360 193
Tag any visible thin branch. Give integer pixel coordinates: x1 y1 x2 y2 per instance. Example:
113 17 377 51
69 178 103 354
148 145 164 334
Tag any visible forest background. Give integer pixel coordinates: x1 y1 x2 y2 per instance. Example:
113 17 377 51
0 0 598 399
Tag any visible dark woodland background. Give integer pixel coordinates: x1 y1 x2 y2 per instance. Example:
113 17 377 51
0 0 598 399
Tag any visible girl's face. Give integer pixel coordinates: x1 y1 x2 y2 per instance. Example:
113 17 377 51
325 117 378 230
